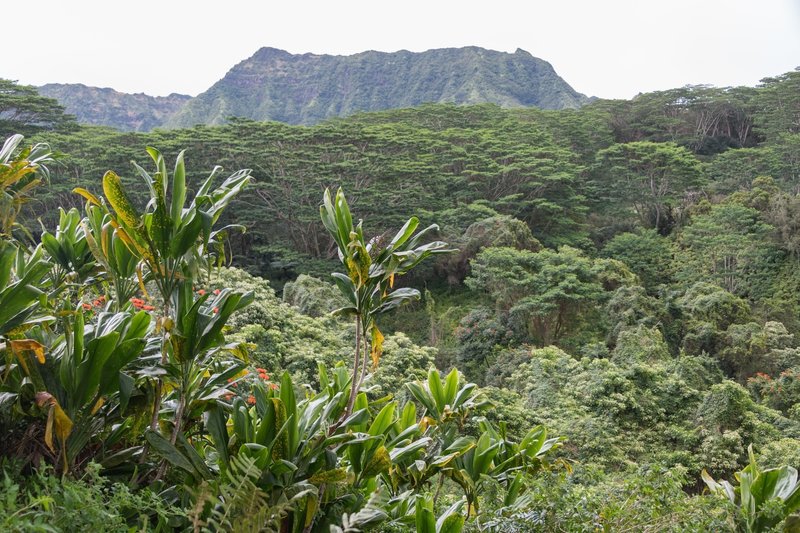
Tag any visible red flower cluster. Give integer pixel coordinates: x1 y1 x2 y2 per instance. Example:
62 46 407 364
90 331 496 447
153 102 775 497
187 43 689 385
213 289 221 295
81 295 107 311
130 298 155 311
256 368 269 380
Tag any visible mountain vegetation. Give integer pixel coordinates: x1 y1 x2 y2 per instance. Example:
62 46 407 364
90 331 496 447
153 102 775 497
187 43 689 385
1 66 800 531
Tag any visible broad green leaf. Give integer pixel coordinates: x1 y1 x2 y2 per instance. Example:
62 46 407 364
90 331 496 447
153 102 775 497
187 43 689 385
427 368 445 413
368 401 396 437
170 150 186 227
144 429 197 476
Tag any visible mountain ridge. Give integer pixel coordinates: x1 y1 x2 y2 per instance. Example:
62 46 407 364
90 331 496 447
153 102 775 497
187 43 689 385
38 46 590 130
38 83 190 132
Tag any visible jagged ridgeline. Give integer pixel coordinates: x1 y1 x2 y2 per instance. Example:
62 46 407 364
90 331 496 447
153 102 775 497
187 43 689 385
38 46 588 130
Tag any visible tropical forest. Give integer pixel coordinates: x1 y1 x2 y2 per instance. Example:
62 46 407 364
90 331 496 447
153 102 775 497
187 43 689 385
1 53 800 532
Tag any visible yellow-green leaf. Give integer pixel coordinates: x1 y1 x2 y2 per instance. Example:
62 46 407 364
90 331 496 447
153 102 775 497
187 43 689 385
371 325 385 368
72 187 102 207
102 171 139 229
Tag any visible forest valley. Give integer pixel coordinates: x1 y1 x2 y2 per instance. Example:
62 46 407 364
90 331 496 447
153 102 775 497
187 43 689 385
1 69 800 531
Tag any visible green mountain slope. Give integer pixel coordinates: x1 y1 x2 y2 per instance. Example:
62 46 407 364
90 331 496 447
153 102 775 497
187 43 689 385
37 83 190 132
166 46 589 127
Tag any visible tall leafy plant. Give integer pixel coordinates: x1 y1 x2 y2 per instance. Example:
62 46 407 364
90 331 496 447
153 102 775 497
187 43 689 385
74 148 252 444
320 188 451 419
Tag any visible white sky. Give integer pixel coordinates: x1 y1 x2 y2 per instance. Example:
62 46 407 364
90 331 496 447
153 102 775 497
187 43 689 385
4 0 799 99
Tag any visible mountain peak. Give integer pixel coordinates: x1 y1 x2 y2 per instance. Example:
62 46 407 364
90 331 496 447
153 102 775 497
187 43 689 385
167 46 588 127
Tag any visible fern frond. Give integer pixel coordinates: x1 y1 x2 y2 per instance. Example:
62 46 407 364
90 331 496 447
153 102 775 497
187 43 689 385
192 455 291 533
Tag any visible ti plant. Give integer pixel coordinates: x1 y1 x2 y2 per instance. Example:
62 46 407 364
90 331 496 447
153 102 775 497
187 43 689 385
74 147 252 444
406 368 563 520
703 445 800 533
0 243 53 429
82 204 139 309
13 308 151 473
320 187 451 420
40 207 96 292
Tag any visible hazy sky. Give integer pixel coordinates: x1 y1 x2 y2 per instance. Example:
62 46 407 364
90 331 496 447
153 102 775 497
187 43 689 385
5 0 799 99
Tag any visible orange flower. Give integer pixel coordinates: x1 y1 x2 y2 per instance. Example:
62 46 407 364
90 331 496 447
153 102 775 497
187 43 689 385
81 303 92 311
197 289 206 296
269 383 279 390
213 289 221 295
130 298 151 310
247 395 256 405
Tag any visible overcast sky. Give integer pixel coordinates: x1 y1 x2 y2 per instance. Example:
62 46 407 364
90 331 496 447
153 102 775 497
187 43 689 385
4 0 799 99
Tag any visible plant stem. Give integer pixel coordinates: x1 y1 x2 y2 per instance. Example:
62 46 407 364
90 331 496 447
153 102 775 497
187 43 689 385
356 324 370 392
170 393 186 444
343 317 362 420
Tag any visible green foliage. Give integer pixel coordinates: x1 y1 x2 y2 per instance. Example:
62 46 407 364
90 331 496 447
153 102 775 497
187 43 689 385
593 141 704 232
526 465 736 532
282 274 347 318
466 246 616 345
677 203 775 296
0 80 76 137
369 332 436 399
719 321 798 382
707 148 782 194
748 366 800 416
601 229 675 290
321 186 451 419
0 462 182 531
439 214 541 285
605 285 670 347
703 445 800 532
211 266 351 384
454 307 517 381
